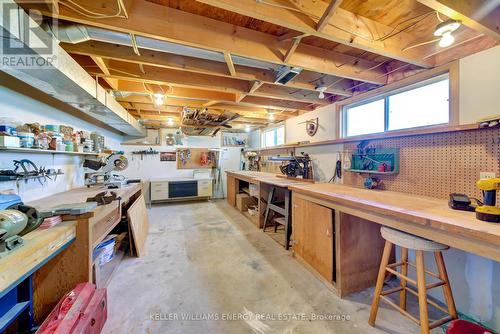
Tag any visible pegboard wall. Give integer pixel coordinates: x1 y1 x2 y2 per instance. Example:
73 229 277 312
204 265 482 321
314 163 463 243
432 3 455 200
344 127 500 200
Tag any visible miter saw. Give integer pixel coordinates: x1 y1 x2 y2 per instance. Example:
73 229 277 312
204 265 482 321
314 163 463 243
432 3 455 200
0 194 43 256
84 152 129 188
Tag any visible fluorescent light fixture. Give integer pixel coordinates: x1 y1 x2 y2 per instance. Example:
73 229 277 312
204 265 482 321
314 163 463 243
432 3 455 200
434 20 460 48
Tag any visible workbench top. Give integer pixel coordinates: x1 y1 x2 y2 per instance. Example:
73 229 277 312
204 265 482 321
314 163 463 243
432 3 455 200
289 183 500 248
28 183 142 213
0 222 76 295
225 170 311 188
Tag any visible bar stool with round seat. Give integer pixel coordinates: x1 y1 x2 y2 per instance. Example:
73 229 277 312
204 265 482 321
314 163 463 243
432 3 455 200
369 227 458 334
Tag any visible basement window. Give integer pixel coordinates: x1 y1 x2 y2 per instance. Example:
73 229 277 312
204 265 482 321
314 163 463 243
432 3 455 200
343 75 450 137
261 125 285 148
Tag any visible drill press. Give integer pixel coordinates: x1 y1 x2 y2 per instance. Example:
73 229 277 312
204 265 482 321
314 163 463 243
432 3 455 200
476 178 500 223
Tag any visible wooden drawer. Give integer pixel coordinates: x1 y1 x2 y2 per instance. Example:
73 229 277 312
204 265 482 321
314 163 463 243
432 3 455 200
92 205 121 247
151 181 168 189
197 180 212 197
151 188 169 200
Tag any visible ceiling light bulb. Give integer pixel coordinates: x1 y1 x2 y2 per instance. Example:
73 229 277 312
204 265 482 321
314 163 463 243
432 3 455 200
167 117 174 126
245 125 251 132
154 94 164 106
318 91 325 99
268 113 275 121
439 31 455 48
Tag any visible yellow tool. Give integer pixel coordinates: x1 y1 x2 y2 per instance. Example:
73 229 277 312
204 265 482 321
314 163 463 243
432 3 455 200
476 178 500 223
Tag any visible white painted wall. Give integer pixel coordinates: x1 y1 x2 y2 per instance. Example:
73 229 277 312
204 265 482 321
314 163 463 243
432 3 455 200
459 45 500 124
0 86 123 202
120 129 222 180
285 104 337 144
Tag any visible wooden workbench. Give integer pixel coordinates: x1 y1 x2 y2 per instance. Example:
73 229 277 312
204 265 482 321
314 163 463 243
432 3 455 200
0 222 76 330
288 183 500 297
27 184 143 322
226 171 310 228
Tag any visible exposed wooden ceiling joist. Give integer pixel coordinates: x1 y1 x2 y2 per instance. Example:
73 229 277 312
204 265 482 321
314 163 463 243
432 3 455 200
117 80 237 102
62 41 353 97
85 60 325 109
31 0 388 84
90 55 119 90
194 0 434 67
317 0 343 32
417 0 500 40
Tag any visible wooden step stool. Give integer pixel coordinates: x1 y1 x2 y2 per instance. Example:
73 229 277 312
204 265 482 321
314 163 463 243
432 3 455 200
369 227 457 334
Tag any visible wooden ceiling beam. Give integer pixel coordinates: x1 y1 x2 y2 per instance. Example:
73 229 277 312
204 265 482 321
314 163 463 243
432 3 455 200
31 0 386 83
116 80 237 102
88 63 323 109
223 51 236 76
417 0 500 40
90 56 118 90
87 60 249 95
62 41 352 97
283 36 303 63
251 84 333 104
239 96 315 111
317 0 343 32
195 0 433 67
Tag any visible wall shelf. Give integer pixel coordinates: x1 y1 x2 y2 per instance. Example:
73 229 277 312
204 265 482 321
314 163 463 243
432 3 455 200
0 147 99 156
347 169 398 175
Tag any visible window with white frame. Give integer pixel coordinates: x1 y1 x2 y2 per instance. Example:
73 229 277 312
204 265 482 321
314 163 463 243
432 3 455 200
261 125 285 148
343 75 450 137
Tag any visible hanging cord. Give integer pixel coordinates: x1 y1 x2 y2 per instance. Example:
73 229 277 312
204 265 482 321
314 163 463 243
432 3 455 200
59 0 127 19
257 0 436 45
328 160 342 183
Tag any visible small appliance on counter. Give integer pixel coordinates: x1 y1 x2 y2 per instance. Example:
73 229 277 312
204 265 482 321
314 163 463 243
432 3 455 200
0 194 44 256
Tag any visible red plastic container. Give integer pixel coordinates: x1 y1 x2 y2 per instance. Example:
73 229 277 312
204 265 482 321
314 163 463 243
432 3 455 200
446 319 496 334
37 283 107 334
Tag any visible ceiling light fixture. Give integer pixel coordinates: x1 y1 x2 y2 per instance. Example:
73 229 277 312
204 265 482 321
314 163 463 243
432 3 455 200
434 19 461 48
315 85 328 99
245 125 251 132
153 93 165 106
167 117 174 126
266 108 276 121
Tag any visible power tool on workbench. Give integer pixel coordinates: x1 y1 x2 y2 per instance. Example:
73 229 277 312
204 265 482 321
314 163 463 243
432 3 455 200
476 178 500 223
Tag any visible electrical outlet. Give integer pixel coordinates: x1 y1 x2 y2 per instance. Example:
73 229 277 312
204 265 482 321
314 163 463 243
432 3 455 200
480 172 496 179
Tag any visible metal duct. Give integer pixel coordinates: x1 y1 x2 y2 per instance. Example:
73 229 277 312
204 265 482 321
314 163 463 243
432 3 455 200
42 21 91 44
43 20 279 70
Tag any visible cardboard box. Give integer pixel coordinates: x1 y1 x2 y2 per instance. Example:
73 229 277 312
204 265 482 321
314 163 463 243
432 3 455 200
236 193 257 212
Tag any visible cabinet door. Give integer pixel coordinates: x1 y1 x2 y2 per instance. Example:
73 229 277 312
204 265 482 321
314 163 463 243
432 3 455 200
227 176 236 206
292 195 334 282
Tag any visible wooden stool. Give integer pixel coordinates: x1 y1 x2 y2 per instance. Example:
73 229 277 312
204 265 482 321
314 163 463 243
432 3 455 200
262 186 292 250
369 227 457 334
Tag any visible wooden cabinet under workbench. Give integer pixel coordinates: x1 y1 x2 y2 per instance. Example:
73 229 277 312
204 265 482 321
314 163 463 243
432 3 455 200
292 196 334 283
292 194 386 296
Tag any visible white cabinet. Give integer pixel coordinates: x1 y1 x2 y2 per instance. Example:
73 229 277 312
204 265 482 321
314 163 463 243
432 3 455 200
150 179 212 203
150 181 169 201
197 180 213 197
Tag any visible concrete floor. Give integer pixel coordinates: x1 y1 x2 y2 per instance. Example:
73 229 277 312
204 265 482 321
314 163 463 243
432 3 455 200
102 200 441 334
